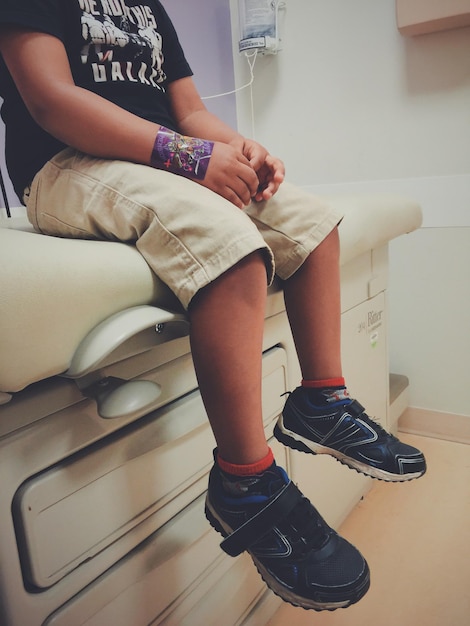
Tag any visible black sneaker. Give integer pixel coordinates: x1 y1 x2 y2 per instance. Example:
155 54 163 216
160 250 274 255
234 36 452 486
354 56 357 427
205 456 370 611
275 387 426 482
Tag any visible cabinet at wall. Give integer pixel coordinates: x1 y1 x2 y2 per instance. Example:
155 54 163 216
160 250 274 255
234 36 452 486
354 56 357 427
397 0 470 35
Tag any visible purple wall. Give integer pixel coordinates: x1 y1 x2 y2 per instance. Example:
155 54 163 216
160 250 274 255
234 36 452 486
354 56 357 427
161 0 237 128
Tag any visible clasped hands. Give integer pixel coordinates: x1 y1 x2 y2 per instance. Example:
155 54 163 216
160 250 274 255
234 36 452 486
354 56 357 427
198 136 285 209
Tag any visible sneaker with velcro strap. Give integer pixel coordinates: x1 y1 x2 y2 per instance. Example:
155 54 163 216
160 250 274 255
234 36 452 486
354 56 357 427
205 456 370 611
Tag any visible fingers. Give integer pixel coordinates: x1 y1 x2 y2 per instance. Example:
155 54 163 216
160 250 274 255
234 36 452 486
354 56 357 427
196 140 285 208
226 171 258 208
199 142 259 208
266 154 286 184
253 155 285 202
224 153 259 206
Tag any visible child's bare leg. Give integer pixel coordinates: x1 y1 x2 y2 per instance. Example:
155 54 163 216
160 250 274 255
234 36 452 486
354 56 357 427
278 225 426 483
188 251 269 465
195 247 372 612
283 226 342 380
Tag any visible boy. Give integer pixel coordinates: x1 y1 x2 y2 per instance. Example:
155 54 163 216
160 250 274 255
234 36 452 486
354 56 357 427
0 0 425 611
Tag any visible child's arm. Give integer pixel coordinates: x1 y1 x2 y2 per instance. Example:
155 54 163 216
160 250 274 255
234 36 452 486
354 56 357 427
0 28 157 164
0 27 258 208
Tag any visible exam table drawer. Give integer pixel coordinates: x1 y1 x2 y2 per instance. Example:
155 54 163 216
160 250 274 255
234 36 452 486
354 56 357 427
13 346 288 590
42 493 219 626
42 436 287 626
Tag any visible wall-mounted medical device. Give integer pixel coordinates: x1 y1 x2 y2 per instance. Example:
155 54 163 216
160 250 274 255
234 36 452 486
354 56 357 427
238 0 286 55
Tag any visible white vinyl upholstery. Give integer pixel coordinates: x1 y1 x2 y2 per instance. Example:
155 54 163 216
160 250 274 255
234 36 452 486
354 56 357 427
0 220 180 393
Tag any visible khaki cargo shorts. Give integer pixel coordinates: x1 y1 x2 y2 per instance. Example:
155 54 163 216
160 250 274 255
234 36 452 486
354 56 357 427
26 148 343 309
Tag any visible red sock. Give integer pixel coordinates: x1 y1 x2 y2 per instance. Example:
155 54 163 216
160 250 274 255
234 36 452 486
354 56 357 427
217 448 274 476
302 377 345 389
301 377 350 405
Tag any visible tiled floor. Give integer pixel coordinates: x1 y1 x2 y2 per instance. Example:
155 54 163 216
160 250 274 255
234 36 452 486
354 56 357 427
266 433 470 626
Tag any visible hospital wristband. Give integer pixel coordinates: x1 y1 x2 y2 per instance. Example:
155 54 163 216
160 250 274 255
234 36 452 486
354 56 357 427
150 125 214 181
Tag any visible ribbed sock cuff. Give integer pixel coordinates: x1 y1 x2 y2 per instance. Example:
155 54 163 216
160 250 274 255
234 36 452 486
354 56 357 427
217 447 274 476
302 377 345 388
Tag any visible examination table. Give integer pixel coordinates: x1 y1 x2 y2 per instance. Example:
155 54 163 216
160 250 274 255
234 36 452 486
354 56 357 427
0 194 422 626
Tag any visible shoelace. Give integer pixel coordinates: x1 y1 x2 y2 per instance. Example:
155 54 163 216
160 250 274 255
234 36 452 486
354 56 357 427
282 496 330 554
326 399 396 444
288 390 393 439
356 410 398 442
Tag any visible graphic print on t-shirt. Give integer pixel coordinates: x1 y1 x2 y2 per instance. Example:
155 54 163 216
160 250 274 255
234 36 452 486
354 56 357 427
78 0 166 89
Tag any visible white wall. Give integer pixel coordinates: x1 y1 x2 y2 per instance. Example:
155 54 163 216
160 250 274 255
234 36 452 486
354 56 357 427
231 0 470 417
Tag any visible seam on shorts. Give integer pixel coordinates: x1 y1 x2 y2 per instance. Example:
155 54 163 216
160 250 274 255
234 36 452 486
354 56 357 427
46 164 274 307
175 232 273 309
250 208 342 280
84 172 215 290
281 210 343 279
34 160 210 287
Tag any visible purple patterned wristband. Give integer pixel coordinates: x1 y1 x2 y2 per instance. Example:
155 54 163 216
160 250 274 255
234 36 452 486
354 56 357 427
150 126 214 181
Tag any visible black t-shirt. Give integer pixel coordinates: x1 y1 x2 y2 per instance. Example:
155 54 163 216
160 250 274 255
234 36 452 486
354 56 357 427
0 0 193 197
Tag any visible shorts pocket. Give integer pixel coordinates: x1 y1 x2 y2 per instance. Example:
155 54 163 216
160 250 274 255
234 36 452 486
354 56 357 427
26 155 99 239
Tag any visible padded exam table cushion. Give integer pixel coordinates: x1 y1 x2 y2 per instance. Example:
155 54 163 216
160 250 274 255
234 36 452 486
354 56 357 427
0 195 422 394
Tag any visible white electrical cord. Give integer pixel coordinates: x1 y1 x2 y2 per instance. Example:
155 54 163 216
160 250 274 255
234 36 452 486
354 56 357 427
274 1 286 48
248 51 257 139
201 49 258 101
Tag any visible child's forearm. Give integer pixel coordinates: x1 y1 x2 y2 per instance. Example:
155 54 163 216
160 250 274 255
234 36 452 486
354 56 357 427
166 76 246 148
176 108 244 147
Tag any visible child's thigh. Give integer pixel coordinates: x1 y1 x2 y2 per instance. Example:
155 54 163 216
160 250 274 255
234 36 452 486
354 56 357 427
26 148 273 308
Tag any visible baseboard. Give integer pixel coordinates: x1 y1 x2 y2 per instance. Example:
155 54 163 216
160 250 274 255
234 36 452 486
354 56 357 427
398 407 470 445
